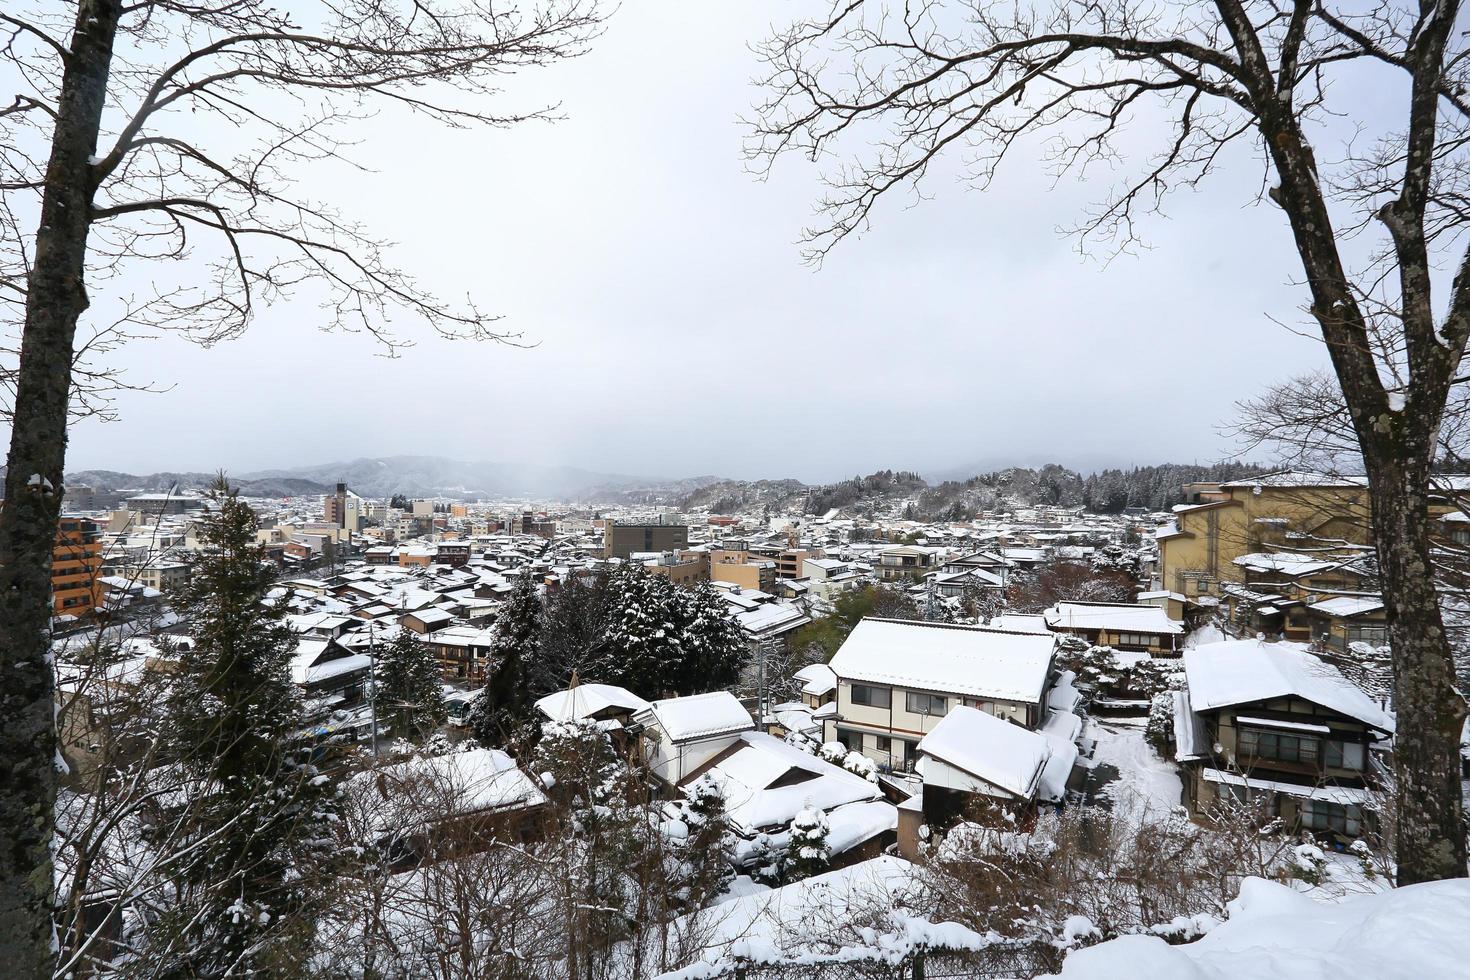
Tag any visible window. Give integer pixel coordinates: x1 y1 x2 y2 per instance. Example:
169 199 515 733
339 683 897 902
850 684 891 709
1347 625 1388 647
906 691 948 717
835 728 859 751
875 736 891 753
1301 799 1363 836
1238 727 1319 765
1324 740 1367 771
1114 632 1157 648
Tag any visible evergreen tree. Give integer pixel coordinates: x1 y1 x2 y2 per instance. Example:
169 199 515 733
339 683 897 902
596 566 748 699
784 803 831 882
596 564 684 698
539 572 611 689
373 627 447 742
534 719 639 975
674 775 735 904
672 582 748 695
469 574 542 746
154 479 337 976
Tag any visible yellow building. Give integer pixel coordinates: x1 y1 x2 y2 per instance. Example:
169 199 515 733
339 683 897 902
1156 473 1372 601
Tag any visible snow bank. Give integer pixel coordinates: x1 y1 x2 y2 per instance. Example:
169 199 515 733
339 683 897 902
1044 876 1470 979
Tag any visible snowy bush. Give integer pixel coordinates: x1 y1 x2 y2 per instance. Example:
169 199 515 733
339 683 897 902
1289 841 1328 886
818 741 849 765
785 729 819 755
1144 692 1174 748
843 750 879 782
784 804 831 881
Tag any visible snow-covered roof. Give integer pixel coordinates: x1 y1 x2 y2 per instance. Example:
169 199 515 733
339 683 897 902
644 691 754 742
299 653 371 686
793 662 837 697
1220 470 1367 489
918 705 1051 799
534 683 652 722
1183 639 1394 732
988 613 1050 634
664 857 950 971
1044 602 1184 635
1200 767 1373 806
829 618 1054 703
1232 552 1338 577
1308 595 1384 618
694 731 883 832
352 748 547 834
733 602 811 636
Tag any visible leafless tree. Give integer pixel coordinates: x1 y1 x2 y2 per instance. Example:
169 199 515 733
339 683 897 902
0 0 603 967
750 0 1470 883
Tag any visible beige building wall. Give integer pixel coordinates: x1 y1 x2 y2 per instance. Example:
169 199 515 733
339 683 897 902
1159 482 1373 599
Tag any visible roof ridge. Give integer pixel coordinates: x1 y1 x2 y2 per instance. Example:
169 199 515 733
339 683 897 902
863 616 1053 638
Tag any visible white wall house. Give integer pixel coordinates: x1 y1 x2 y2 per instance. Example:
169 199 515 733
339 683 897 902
633 691 755 786
821 618 1057 772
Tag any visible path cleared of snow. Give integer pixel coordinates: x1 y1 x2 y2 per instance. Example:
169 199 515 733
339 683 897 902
1085 718 1182 825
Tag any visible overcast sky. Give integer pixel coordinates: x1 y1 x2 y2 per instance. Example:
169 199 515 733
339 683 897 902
52 0 1346 483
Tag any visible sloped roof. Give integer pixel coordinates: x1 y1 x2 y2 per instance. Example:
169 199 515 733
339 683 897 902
918 705 1051 799
694 731 882 831
534 683 652 722
829 618 1054 703
1045 602 1185 635
644 690 754 742
1183 639 1393 732
1308 595 1384 618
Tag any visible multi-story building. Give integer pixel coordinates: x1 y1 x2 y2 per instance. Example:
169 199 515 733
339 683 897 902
1171 638 1393 844
821 618 1057 772
604 522 688 559
323 482 363 533
102 559 190 594
872 545 944 582
53 517 105 618
123 493 208 518
1156 472 1373 601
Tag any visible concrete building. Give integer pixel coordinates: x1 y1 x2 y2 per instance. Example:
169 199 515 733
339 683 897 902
604 522 689 559
323 483 363 533
52 517 105 618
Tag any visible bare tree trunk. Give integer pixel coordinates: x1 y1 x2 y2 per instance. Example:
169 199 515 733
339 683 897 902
1367 460 1470 884
0 1 119 971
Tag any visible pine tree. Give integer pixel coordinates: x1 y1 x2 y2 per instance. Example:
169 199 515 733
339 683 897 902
469 574 542 746
154 478 337 976
539 572 611 689
596 566 748 699
597 564 684 698
784 803 831 882
675 775 735 904
373 627 446 742
674 582 749 696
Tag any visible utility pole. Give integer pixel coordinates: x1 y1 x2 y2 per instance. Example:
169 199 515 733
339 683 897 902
368 619 379 759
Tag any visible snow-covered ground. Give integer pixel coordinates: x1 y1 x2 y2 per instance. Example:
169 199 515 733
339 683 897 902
1045 875 1470 979
1084 717 1182 825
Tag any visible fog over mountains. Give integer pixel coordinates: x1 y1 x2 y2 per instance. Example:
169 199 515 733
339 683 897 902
40 455 1268 514
52 455 719 501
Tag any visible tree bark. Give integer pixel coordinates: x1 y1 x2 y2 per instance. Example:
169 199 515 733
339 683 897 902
0 1 120 972
1366 458 1470 884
